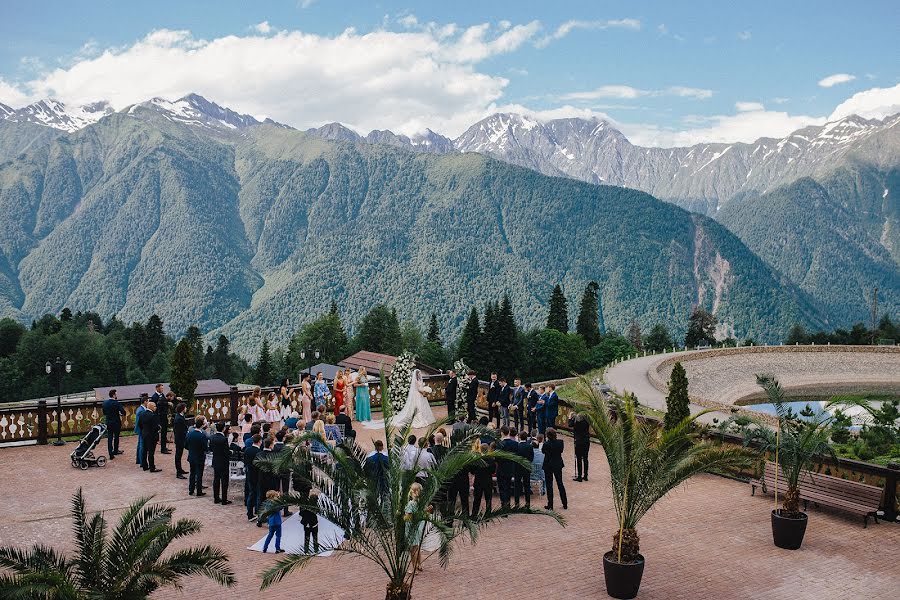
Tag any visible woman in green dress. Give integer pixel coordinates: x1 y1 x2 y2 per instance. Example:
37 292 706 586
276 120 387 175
404 482 426 574
354 367 371 421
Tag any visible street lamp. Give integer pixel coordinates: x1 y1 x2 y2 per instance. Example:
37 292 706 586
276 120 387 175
298 348 321 382
46 357 72 446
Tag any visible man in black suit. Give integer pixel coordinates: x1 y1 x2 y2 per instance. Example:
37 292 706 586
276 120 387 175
255 436 277 527
496 426 518 507
185 416 209 496
150 384 171 454
444 370 458 418
101 389 125 459
209 422 232 505
364 439 389 497
138 401 162 472
497 378 512 428
514 430 534 508
471 447 494 515
511 378 526 432
446 431 470 520
465 371 479 421
272 430 292 516
335 405 355 440
542 428 568 510
525 383 539 434
172 402 188 479
243 434 263 521
486 372 500 426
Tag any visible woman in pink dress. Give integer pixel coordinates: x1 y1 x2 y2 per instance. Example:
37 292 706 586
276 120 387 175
300 373 313 422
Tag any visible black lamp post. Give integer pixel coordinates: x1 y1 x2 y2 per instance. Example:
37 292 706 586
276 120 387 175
298 348 321 382
46 357 72 446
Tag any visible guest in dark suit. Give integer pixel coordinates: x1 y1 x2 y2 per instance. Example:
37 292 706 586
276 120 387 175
172 402 188 479
138 401 162 472
444 370 458 417
150 384 171 454
525 383 539 434
471 446 495 515
514 430 534 507
465 371 479 421
486 372 500 426
511 378 526 432
243 434 263 520
101 389 125 459
185 416 209 496
255 436 277 526
535 386 548 434
364 440 389 497
545 384 560 430
497 378 512 428
496 426 518 507
542 428 567 510
335 405 355 440
569 412 591 482
209 422 232 504
273 430 292 516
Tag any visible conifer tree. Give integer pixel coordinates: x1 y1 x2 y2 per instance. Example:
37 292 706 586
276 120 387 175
496 293 521 378
456 307 482 371
427 312 441 344
576 281 602 347
626 320 643 351
212 335 232 382
664 362 690 429
684 307 717 348
185 326 206 378
170 337 197 403
256 337 273 386
329 300 339 316
644 324 673 352
546 284 569 332
481 301 499 371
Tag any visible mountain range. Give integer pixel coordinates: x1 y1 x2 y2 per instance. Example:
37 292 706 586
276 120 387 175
0 93 896 353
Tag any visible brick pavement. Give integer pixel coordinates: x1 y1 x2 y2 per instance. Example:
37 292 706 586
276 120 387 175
0 406 897 600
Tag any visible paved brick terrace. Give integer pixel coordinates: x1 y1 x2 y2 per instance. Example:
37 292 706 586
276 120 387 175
0 406 897 600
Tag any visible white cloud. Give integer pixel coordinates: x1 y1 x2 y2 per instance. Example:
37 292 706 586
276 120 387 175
657 24 667 34
628 110 825 147
737 31 752 41
398 14 418 28
735 101 764 112
253 21 272 34
818 73 856 88
829 83 900 121
560 84 712 101
536 18 640 47
0 78 30 106
772 97 790 104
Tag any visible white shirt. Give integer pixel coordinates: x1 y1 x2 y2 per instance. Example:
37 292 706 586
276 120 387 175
401 444 418 470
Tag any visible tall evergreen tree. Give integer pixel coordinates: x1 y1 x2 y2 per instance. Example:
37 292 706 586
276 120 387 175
684 307 717 348
664 362 690 430
456 307 482 372
353 304 403 356
255 338 273 386
481 301 499 372
644 324 673 352
170 337 197 402
546 284 569 332
60 307 73 322
128 321 149 369
145 314 166 359
287 311 349 374
329 300 339 316
576 281 602 347
785 323 808 345
427 312 441 344
496 293 521 378
212 335 232 382
185 326 206 378
626 320 643 351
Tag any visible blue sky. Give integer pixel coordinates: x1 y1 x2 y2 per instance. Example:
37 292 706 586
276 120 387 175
1 0 898 145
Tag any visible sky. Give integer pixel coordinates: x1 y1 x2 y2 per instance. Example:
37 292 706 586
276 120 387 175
1 0 898 146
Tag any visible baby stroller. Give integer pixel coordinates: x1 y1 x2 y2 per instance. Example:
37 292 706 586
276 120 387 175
70 423 108 470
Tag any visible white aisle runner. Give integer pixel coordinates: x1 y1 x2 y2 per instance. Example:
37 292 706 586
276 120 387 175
248 512 346 557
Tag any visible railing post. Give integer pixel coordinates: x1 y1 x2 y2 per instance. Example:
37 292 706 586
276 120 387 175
37 400 48 445
883 463 899 521
229 386 239 426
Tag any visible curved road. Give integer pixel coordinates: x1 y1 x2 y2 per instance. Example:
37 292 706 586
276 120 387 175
604 350 729 425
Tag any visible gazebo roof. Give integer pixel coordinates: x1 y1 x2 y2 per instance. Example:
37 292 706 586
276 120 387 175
94 379 231 401
337 351 440 376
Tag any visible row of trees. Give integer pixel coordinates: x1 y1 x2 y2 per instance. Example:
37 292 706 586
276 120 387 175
785 316 899 346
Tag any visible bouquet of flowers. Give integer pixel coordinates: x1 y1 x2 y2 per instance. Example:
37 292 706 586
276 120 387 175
454 359 470 413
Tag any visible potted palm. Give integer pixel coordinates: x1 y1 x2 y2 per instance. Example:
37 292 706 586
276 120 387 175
574 377 752 599
257 374 562 600
728 374 869 550
0 488 235 598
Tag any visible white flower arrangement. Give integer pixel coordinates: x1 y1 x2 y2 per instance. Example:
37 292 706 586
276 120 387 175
389 351 416 412
454 358 470 412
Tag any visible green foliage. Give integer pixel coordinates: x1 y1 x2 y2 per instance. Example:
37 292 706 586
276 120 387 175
685 307 717 348
0 318 25 357
643 323 673 352
546 284 569 333
520 329 588 382
626 320 643 351
575 281 602 347
418 340 447 371
170 338 197 402
400 321 424 354
664 362 690 430
0 487 235 599
783 318 898 346
426 313 441 344
585 332 637 370
255 338 274 387
456 307 482 372
351 304 402 356
286 311 348 375
573 378 753 563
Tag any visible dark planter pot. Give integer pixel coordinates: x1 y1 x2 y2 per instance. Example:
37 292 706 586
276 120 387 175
771 509 808 550
603 551 645 599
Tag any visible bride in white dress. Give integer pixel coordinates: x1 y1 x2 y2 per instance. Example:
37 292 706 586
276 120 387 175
390 369 435 428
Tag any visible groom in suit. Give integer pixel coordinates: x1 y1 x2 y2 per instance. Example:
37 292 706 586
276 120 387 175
445 370 458 417
466 371 479 421
487 372 500 426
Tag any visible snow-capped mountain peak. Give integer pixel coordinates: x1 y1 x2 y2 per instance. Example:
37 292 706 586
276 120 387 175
0 98 113 132
125 94 271 131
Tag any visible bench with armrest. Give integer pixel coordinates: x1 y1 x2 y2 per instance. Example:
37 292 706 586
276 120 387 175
750 461 884 527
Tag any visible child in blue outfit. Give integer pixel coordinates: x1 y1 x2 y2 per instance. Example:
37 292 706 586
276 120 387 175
262 490 285 553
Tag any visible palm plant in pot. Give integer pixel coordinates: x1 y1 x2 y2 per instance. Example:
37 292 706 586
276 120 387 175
725 374 870 550
574 377 753 599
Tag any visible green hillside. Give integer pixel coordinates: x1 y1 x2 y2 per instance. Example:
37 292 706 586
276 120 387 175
0 117 824 354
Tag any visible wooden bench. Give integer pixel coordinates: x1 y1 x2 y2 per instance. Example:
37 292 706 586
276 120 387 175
750 461 884 527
